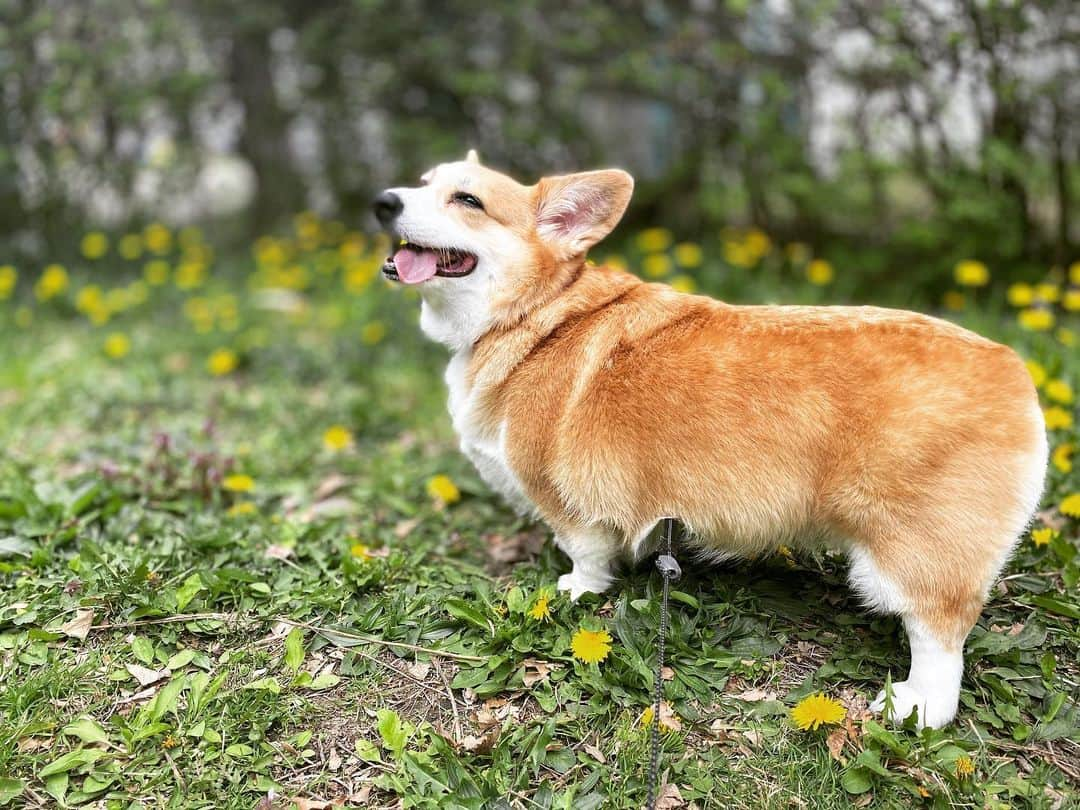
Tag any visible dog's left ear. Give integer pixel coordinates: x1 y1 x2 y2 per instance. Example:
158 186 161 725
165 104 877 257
535 170 634 258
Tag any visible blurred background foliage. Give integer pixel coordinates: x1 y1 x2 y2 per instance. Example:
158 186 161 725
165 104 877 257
0 0 1077 298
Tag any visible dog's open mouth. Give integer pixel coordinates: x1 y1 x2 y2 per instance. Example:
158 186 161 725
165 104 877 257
383 243 478 285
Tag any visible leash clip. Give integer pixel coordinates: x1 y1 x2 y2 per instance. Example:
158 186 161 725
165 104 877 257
655 553 681 582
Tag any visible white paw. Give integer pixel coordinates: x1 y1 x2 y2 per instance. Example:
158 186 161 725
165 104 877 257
557 571 609 602
870 681 956 730
870 681 926 727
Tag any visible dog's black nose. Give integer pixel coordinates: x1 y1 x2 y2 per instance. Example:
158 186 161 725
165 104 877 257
372 191 404 226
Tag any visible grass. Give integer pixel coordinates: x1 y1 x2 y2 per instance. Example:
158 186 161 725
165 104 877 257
0 224 1078 809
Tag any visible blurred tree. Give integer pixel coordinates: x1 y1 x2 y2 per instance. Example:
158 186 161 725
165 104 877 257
0 0 1075 289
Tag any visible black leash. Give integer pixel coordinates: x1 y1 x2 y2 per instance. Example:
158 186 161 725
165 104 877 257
645 518 681 809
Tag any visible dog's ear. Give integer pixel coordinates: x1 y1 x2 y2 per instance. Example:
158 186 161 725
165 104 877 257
535 170 634 258
465 148 481 164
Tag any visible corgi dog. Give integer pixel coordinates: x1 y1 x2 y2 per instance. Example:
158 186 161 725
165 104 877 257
373 151 1048 729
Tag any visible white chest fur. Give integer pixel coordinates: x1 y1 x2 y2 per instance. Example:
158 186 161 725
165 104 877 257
444 351 536 516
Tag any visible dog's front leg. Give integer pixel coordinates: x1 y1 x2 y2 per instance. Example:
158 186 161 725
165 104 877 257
554 525 620 601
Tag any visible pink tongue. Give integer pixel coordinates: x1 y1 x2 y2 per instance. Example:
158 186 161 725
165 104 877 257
393 248 439 284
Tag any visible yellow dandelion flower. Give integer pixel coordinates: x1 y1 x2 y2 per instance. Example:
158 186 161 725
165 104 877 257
1058 328 1077 346
162 735 179 750
1060 493 1080 518
103 332 131 359
175 261 207 290
791 693 846 731
350 543 373 560
1062 290 1080 312
1052 443 1073 474
323 425 354 451
144 260 170 286
0 265 16 299
722 240 754 268
254 237 288 267
806 259 834 286
426 474 461 505
642 253 673 278
605 254 628 271
207 348 238 376
1044 407 1074 431
1019 308 1054 332
223 474 255 493
807 260 838 289
144 222 173 255
1026 360 1047 388
228 501 256 517
343 259 379 293
118 233 143 260
527 592 552 621
744 228 772 259
942 290 966 311
636 227 673 253
571 628 612 665
361 321 386 345
1006 283 1034 307
669 275 697 294
953 260 989 287
35 264 69 301
75 284 103 312
954 756 974 778
1070 261 1080 286
673 242 703 268
1031 527 1056 547
1045 379 1074 405
1035 283 1060 304
80 231 109 260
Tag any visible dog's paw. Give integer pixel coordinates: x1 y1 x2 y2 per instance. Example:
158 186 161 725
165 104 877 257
870 680 957 729
870 682 931 729
556 571 608 602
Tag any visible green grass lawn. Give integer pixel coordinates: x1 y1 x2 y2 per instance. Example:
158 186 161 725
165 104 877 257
0 224 1078 809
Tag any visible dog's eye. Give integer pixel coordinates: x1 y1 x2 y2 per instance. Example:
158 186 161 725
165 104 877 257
451 192 484 211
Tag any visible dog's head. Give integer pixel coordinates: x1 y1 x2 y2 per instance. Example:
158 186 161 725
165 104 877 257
373 151 633 347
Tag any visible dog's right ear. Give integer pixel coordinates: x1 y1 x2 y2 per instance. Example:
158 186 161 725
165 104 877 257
535 170 634 259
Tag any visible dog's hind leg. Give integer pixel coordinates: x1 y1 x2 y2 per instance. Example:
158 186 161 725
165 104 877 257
553 523 621 601
849 535 1007 729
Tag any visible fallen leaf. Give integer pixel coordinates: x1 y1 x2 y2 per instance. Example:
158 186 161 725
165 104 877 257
583 743 606 763
485 528 546 567
314 474 350 501
126 664 169 687
655 782 685 809
658 701 682 732
826 727 846 761
327 748 341 771
59 609 95 641
521 658 554 688
661 666 675 681
264 545 294 561
394 518 421 539
407 661 432 681
459 727 499 754
732 687 776 702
